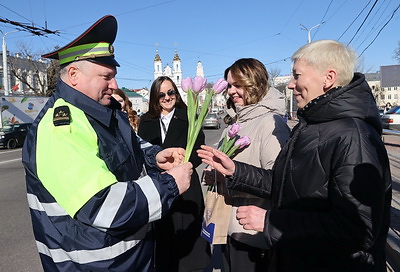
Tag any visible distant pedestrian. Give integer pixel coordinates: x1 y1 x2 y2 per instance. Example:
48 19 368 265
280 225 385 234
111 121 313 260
385 102 392 113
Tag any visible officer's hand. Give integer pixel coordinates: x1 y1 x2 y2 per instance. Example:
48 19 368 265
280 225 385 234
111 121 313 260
167 162 193 194
156 147 185 170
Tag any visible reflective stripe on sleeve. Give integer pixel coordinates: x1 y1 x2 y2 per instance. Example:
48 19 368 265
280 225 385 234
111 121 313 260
140 142 152 149
93 182 127 230
27 193 68 217
36 235 143 264
134 176 162 222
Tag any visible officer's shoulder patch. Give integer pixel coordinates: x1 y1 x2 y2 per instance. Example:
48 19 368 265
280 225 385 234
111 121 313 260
53 105 71 126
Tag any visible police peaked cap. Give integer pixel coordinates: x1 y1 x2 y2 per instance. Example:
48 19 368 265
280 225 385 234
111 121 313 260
42 15 120 67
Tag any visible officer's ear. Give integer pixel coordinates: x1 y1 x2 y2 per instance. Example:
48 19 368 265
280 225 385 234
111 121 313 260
68 64 80 86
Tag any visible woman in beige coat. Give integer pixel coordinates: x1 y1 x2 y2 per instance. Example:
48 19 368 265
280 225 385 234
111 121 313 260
214 58 290 271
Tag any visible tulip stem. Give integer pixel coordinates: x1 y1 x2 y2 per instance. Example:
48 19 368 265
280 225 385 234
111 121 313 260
184 89 214 163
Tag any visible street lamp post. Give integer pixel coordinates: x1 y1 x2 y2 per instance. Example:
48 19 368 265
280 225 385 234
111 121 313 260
1 30 19 96
300 23 324 43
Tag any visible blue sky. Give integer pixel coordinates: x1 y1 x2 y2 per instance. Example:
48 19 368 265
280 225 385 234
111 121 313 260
1 0 400 89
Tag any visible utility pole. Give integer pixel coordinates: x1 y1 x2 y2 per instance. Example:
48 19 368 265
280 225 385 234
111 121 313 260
1 30 19 96
300 23 324 43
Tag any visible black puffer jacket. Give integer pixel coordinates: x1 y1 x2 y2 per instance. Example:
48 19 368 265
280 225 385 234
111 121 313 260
228 73 392 272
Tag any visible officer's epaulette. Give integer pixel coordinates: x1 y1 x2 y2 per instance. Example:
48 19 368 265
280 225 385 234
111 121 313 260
53 105 71 126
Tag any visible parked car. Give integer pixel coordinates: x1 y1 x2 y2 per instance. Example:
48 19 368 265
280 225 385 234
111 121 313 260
382 106 400 130
0 123 32 149
203 113 220 129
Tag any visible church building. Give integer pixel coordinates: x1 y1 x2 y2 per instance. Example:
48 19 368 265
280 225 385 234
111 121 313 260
153 50 205 102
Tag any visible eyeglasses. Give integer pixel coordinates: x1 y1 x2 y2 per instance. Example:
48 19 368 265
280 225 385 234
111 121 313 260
158 89 176 99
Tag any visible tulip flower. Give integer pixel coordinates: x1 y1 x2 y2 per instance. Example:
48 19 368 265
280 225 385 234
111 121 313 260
228 123 240 138
181 77 193 93
192 76 207 93
218 123 251 158
212 78 228 94
182 76 227 163
235 136 251 149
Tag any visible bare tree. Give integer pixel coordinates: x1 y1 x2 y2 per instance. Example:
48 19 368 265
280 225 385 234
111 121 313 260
370 83 386 107
268 67 281 87
45 58 60 96
356 55 374 74
394 41 400 63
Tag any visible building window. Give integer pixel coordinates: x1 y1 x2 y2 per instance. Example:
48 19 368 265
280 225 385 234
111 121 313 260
381 94 385 100
395 94 398 99
395 87 398 90
388 94 392 99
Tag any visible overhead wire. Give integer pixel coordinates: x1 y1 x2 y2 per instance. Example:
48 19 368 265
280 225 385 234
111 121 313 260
338 0 372 41
312 0 334 40
347 0 379 45
354 0 391 51
359 3 400 57
0 3 33 24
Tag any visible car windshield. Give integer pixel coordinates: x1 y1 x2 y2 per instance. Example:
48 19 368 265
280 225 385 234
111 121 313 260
386 106 400 114
0 125 14 132
206 113 218 119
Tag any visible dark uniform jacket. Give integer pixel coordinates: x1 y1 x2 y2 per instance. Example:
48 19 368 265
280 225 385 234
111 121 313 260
227 73 392 272
22 79 181 271
138 107 211 271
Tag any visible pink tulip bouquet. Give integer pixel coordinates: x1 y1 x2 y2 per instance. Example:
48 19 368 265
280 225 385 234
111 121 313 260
205 123 251 191
219 123 251 157
181 76 228 162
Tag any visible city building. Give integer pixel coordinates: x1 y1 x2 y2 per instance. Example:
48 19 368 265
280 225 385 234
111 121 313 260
380 64 400 107
0 52 47 96
124 90 148 115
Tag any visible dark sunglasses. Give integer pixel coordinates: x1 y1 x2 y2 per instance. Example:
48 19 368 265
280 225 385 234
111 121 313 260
158 89 176 99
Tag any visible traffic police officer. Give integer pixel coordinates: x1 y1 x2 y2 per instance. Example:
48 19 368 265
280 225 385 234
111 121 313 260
22 15 192 271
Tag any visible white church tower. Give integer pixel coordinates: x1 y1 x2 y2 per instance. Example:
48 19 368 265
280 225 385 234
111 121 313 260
153 50 163 79
196 61 204 77
153 50 182 88
172 50 182 88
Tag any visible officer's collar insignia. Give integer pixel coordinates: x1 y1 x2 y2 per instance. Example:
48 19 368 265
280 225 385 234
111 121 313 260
53 106 71 126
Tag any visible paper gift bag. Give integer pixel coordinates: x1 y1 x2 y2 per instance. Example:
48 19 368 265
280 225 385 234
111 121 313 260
201 190 232 244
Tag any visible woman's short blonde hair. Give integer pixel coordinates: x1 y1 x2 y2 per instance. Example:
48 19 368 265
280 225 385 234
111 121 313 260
291 40 357 86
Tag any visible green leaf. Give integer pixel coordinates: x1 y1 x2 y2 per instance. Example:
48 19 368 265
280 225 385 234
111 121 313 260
226 145 239 157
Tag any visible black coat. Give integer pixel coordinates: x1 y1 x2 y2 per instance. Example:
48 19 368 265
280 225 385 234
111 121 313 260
138 107 210 271
227 73 392 272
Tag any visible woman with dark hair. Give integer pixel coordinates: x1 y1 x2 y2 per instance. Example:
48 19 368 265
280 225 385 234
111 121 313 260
138 76 210 272
112 89 139 132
